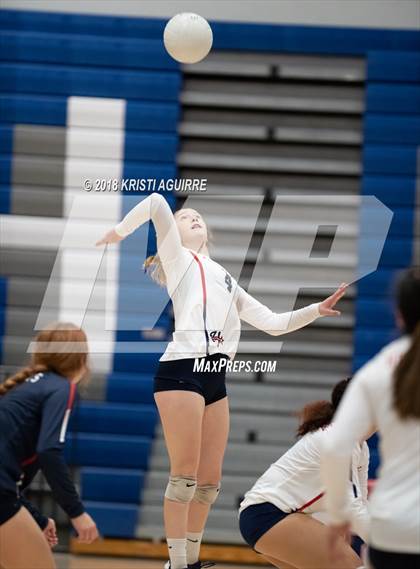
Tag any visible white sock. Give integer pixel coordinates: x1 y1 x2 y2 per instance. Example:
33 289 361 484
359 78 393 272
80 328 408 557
186 531 204 565
167 538 187 569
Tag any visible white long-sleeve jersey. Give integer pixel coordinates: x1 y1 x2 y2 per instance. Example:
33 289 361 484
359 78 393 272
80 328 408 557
321 336 420 554
115 193 322 361
239 427 370 542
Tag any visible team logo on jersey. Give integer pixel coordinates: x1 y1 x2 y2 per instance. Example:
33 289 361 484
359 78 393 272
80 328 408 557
224 272 232 293
210 330 224 346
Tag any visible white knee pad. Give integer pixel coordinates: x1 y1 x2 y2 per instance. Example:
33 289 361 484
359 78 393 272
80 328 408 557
193 482 221 505
165 476 197 503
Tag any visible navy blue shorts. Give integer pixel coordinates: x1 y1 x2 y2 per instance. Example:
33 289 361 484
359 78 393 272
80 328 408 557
154 353 228 406
369 546 420 569
0 491 21 526
239 502 290 549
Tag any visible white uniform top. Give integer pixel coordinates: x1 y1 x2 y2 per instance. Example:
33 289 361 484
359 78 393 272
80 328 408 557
239 427 370 542
321 336 420 554
115 193 322 361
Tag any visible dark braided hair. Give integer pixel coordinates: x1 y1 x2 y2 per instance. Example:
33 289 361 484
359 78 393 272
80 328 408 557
297 377 352 437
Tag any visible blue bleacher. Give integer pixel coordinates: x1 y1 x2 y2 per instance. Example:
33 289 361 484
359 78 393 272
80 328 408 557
0 280 6 363
65 433 152 469
81 467 145 504
0 126 12 153
83 501 138 538
106 372 155 405
363 145 418 175
70 402 157 437
362 175 416 207
356 41 419 482
356 268 399 297
0 31 178 71
354 328 399 356
0 157 11 184
355 298 396 328
366 84 420 114
0 185 11 213
0 9 166 39
367 51 420 82
364 115 420 145
0 64 181 101
124 133 178 162
0 94 180 131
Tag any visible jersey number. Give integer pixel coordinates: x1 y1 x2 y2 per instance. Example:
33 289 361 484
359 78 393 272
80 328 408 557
225 272 232 293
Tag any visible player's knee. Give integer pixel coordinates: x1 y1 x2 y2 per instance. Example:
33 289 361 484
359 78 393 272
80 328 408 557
193 482 221 505
165 475 197 503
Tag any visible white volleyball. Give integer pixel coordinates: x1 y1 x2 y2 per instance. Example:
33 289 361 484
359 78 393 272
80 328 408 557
163 13 213 64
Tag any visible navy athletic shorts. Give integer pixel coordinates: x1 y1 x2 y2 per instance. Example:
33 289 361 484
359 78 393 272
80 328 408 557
239 502 290 549
154 353 229 406
369 546 420 569
0 491 21 526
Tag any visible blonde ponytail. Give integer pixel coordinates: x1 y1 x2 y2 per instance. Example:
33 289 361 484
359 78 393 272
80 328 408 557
143 254 167 287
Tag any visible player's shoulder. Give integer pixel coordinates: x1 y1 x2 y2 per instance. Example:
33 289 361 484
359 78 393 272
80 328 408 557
299 427 329 450
41 371 71 395
355 336 411 386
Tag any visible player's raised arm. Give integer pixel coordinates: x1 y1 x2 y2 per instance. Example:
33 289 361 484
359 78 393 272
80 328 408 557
95 193 183 266
236 283 348 336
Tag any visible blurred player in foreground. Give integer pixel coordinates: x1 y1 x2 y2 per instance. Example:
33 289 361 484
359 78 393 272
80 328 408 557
322 267 420 569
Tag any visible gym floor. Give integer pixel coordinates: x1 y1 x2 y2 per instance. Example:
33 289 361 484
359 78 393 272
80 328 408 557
56 553 269 569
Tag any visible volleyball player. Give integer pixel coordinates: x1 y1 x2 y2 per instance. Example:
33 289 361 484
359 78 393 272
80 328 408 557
0 323 99 569
238 378 369 569
322 267 420 569
96 192 347 569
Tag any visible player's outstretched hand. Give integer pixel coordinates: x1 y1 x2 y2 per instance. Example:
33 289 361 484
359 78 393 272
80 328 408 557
95 229 124 247
319 283 348 317
71 512 99 544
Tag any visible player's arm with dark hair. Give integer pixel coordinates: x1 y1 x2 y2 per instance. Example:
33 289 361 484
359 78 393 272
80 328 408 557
36 384 85 519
